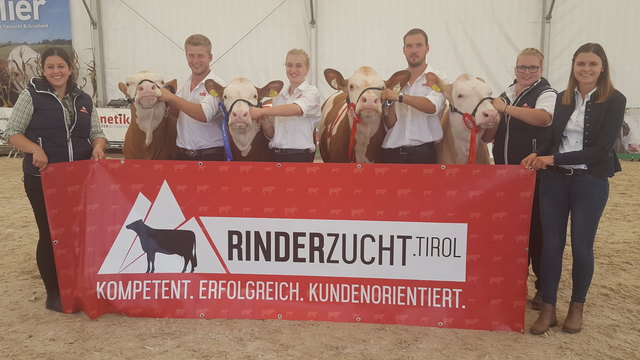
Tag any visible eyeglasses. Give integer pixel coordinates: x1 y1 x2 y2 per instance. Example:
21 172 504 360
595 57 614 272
515 65 540 73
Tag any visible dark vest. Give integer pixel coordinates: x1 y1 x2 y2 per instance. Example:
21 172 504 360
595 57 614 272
23 77 94 175
492 78 556 164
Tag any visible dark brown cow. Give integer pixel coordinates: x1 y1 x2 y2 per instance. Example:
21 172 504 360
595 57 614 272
318 67 410 163
204 78 283 161
118 71 178 160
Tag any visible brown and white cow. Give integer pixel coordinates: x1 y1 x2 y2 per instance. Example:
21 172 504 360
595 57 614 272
318 67 411 163
427 73 499 164
205 78 283 161
118 71 178 160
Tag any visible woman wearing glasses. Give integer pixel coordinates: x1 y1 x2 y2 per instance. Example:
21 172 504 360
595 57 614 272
249 49 322 162
523 43 626 335
482 48 557 312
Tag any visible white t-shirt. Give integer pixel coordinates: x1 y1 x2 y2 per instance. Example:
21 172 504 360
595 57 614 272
504 81 556 117
382 65 449 148
176 71 227 150
269 81 322 150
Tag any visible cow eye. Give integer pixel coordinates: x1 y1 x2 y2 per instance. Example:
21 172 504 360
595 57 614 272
253 95 257 99
349 84 354 90
457 93 464 98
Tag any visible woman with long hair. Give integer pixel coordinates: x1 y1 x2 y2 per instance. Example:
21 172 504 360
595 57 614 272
5 47 107 312
522 43 626 334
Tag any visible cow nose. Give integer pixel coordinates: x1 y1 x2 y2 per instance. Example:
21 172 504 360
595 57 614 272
232 110 249 120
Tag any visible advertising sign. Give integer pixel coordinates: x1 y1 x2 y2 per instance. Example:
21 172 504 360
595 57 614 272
42 160 535 332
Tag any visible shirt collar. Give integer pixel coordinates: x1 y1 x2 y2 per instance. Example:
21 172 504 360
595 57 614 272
284 81 308 98
574 87 597 101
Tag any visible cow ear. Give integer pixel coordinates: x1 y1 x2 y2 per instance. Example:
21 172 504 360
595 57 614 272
324 68 347 91
164 79 178 94
439 81 454 103
257 80 284 99
385 70 411 90
475 77 487 83
205 79 225 98
118 82 129 97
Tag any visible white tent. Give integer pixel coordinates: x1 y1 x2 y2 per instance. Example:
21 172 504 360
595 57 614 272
71 0 638 107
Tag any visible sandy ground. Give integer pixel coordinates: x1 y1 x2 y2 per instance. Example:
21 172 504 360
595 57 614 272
0 156 638 360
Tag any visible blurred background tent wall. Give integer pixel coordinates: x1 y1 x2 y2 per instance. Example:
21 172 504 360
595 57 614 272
67 0 638 107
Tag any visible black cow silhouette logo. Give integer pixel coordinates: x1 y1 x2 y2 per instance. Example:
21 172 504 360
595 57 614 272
125 220 197 273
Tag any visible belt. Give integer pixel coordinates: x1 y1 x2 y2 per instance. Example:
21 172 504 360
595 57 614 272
547 166 590 176
178 147 225 157
271 148 313 154
386 142 435 155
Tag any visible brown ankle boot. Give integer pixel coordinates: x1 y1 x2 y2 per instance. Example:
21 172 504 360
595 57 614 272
562 301 584 333
530 303 557 335
531 290 542 311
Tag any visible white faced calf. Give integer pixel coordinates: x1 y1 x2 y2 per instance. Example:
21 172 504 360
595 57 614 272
430 73 499 164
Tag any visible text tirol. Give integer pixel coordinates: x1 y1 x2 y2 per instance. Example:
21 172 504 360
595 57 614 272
228 230 463 266
204 217 468 282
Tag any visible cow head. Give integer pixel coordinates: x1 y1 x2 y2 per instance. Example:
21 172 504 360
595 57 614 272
118 71 175 110
205 78 284 156
429 73 499 129
323 67 411 162
325 67 410 119
118 71 177 146
621 112 640 153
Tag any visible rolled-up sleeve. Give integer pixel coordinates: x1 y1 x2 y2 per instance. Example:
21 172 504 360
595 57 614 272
89 108 107 142
294 86 322 118
4 90 33 140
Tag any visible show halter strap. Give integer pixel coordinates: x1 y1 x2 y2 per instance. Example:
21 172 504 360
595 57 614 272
215 98 234 161
347 103 360 162
345 86 385 163
462 113 479 164
449 96 493 164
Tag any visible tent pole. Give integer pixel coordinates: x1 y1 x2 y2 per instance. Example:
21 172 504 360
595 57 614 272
540 0 555 78
309 0 318 86
89 0 107 106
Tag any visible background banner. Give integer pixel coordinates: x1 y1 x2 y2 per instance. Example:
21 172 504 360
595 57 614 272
1 0 72 106
42 160 535 332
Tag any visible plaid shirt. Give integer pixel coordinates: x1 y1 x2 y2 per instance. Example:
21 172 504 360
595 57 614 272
3 89 106 142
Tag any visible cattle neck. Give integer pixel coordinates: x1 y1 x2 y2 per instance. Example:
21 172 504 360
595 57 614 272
449 96 493 164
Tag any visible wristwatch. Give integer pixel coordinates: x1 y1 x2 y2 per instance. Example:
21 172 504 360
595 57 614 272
398 92 404 103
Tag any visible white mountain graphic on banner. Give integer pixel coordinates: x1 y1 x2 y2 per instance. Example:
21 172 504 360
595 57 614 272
98 180 225 274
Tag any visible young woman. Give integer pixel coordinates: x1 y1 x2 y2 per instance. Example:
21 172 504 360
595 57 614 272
249 49 322 162
482 48 557 311
522 43 626 334
5 47 107 312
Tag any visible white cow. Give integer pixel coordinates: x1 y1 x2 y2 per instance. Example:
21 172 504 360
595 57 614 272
7 45 39 102
318 67 410 163
118 71 178 159
619 109 640 154
205 78 284 161
428 73 499 164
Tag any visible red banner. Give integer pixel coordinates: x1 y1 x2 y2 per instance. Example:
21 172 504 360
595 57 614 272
42 160 534 332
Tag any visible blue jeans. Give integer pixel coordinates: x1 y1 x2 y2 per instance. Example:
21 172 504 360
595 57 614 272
539 172 609 305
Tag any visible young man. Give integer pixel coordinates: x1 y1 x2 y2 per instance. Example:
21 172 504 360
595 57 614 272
160 34 227 161
381 28 448 164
